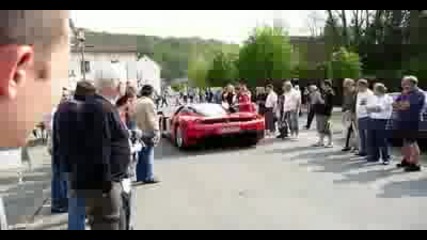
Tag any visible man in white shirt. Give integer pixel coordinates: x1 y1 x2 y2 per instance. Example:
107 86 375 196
355 79 374 157
366 83 393 164
265 84 278 136
283 81 302 137
293 85 302 116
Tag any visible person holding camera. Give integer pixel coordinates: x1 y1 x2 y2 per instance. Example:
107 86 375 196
312 80 335 147
135 85 161 184
116 87 143 230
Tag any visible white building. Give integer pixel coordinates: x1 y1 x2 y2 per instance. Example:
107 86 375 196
69 44 137 90
136 55 162 94
69 36 161 93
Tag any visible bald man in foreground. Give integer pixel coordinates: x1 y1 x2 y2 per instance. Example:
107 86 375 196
0 10 69 230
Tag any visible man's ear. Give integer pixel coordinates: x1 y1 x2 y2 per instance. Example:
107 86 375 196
0 45 34 100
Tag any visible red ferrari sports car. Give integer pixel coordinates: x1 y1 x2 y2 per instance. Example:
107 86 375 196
159 103 265 149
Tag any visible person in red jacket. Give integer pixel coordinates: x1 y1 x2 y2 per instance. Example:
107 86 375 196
236 86 256 112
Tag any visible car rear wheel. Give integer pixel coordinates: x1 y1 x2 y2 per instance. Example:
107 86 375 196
175 126 185 149
241 137 259 147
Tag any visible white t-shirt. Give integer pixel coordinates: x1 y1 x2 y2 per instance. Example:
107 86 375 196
368 94 394 119
44 107 57 132
283 89 301 112
265 91 278 108
356 89 374 119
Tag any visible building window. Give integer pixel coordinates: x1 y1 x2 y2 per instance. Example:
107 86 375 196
80 61 90 74
69 70 76 77
111 54 119 63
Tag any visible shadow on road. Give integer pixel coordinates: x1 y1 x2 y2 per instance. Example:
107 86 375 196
155 139 259 160
377 178 427 198
27 215 68 230
297 150 367 174
264 145 315 155
333 168 407 185
0 167 50 187
0 164 52 227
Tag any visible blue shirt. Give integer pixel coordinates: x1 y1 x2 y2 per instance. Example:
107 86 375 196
395 88 426 130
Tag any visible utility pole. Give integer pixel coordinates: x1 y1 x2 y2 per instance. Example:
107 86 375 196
69 19 90 81
77 29 86 81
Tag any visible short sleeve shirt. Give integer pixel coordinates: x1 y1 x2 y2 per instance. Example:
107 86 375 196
395 88 426 130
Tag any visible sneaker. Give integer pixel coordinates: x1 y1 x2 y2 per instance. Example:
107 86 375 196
341 147 351 152
382 160 390 165
143 178 161 184
366 158 379 163
396 159 409 168
51 207 68 214
355 152 367 157
325 143 334 148
404 164 421 172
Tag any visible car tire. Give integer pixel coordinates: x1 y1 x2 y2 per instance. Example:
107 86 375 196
175 126 186 149
244 138 259 147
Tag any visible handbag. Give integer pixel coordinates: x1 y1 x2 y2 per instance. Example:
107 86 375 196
140 136 155 146
140 131 158 146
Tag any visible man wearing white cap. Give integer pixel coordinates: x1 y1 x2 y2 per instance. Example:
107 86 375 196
67 62 130 230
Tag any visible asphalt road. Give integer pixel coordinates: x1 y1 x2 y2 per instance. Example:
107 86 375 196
16 111 427 230
134 127 427 230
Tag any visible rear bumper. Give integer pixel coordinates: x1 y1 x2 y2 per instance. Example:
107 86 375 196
187 129 264 146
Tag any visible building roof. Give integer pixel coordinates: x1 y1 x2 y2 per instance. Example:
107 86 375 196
70 29 138 54
70 45 137 53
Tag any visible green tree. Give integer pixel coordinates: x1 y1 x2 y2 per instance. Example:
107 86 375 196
170 83 186 92
206 51 238 87
236 26 292 87
326 47 362 80
290 43 311 79
187 55 210 88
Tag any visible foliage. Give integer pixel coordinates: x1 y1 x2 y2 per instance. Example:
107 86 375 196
290 44 311 79
206 51 238 87
321 10 427 80
236 26 293 87
187 48 210 88
171 83 186 92
83 30 240 80
326 47 362 80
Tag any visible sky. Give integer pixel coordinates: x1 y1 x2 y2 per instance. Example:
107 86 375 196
71 10 325 44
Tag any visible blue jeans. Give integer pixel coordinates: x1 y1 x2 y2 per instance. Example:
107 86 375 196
51 159 68 212
357 117 370 155
136 146 155 182
68 193 86 230
367 119 390 162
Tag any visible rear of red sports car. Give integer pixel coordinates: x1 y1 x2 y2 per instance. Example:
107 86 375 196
183 112 265 147
164 103 264 148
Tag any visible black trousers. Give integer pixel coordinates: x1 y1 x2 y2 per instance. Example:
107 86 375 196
344 124 353 148
306 108 315 128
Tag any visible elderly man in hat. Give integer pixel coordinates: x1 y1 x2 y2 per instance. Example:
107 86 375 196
64 63 130 230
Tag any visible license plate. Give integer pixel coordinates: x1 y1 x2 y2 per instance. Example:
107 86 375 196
220 127 240 134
